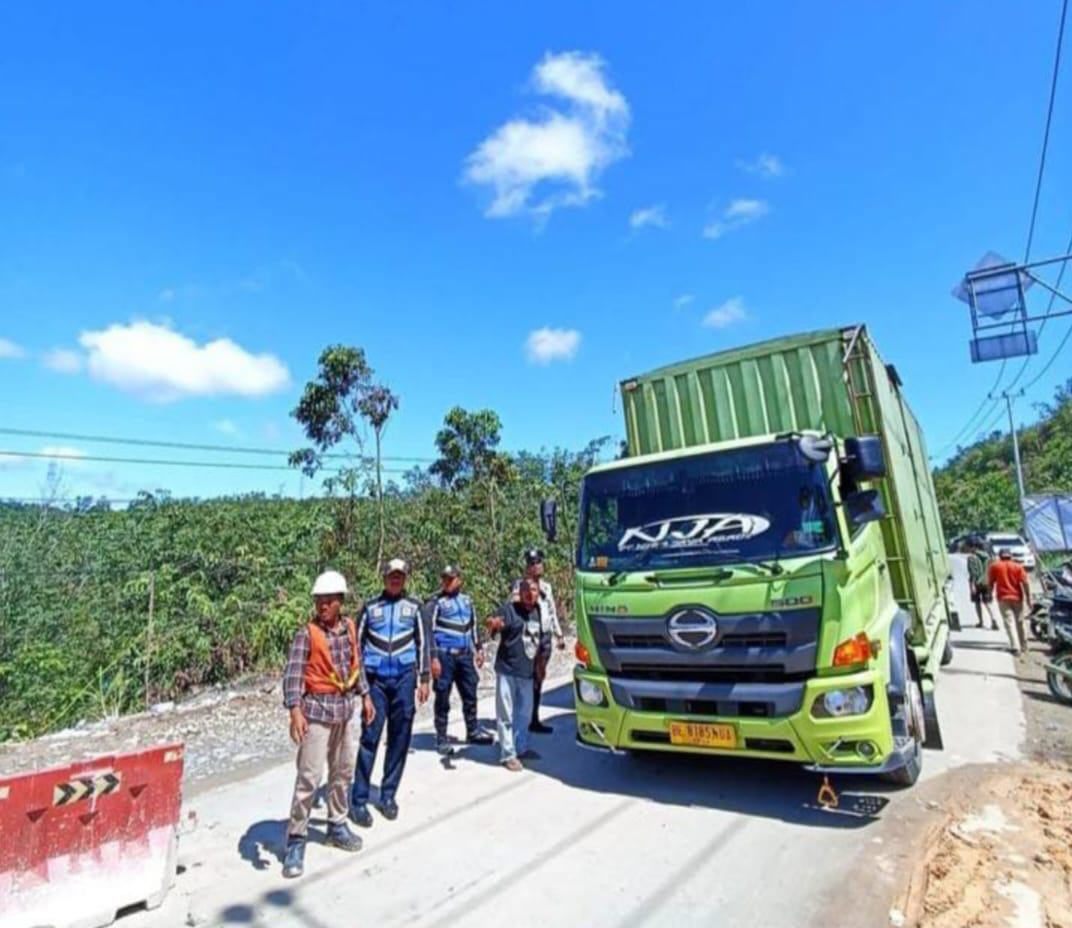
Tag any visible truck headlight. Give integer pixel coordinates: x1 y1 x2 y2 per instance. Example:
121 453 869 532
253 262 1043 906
813 686 873 718
578 680 606 707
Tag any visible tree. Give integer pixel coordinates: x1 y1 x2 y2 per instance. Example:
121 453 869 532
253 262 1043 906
290 345 398 570
358 384 399 573
430 407 511 489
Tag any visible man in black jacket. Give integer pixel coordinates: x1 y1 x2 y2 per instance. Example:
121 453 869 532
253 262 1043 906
486 578 545 771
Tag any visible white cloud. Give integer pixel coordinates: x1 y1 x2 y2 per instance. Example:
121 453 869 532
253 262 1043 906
629 204 668 230
0 338 26 359
0 446 86 470
525 327 581 364
464 51 630 219
42 348 84 374
213 418 239 436
738 153 787 178
673 293 695 309
702 198 770 240
39 446 87 468
703 297 748 329
78 320 291 402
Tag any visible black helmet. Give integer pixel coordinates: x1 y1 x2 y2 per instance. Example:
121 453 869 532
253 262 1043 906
524 547 544 566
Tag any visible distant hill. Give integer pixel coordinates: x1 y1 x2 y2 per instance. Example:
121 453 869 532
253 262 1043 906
933 380 1072 538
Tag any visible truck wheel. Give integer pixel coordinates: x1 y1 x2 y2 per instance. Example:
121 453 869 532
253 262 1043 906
881 646 926 788
941 637 954 666
1046 652 1072 705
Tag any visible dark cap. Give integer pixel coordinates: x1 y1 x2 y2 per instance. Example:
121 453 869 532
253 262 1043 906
999 548 1012 558
524 548 544 566
441 564 460 578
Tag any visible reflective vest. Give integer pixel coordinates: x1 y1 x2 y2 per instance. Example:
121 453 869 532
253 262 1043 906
430 592 476 652
360 595 422 677
304 618 361 695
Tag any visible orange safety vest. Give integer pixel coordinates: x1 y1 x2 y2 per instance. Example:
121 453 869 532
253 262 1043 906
304 618 361 695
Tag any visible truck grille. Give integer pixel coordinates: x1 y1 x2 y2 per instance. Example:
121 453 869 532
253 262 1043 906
613 631 788 649
591 608 820 719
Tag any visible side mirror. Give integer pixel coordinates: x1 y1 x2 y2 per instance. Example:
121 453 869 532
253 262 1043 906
845 489 885 527
540 499 558 543
843 435 887 481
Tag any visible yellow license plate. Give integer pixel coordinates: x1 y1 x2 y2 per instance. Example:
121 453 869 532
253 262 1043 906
668 721 738 749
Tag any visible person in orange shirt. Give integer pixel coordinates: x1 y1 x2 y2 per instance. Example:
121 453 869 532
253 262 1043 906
988 548 1033 656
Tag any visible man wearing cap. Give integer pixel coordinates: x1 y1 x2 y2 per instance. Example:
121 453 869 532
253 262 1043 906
281 570 374 879
513 548 565 734
426 565 494 755
988 547 1033 655
350 558 431 826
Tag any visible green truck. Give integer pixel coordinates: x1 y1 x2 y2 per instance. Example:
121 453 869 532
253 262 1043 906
558 325 954 785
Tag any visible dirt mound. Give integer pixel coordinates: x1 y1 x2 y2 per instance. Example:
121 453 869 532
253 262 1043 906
897 765 1072 928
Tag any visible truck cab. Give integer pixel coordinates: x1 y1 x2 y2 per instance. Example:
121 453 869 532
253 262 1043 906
565 328 953 786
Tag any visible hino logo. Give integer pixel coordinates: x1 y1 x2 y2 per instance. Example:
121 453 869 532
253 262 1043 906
667 608 720 651
618 513 771 551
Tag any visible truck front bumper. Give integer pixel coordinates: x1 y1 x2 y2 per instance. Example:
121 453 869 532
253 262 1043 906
574 666 897 770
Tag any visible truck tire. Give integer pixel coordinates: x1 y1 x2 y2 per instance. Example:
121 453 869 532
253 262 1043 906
882 642 925 788
941 637 954 666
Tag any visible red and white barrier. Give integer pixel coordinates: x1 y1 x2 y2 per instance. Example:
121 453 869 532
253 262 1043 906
0 743 184 928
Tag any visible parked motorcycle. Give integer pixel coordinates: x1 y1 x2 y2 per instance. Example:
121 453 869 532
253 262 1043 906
1044 576 1072 705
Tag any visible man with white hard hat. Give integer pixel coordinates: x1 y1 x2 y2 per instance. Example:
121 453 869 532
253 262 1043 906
350 558 431 826
281 570 375 879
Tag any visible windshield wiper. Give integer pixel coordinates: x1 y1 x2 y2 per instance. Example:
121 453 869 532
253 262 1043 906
750 558 785 576
607 545 660 585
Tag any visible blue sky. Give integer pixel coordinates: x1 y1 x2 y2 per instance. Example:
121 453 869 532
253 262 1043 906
1 2 1070 502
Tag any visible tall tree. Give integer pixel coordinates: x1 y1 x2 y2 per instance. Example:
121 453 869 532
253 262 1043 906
290 345 398 569
358 384 399 573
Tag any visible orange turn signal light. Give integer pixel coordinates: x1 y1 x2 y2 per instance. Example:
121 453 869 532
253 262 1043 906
832 632 872 668
575 641 591 668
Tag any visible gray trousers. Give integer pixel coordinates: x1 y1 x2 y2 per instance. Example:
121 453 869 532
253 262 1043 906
287 719 357 837
496 672 534 762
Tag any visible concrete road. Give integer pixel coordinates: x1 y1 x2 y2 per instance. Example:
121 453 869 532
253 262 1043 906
132 558 1024 928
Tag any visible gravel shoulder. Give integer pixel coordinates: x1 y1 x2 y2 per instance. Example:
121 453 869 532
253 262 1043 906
0 638 578 789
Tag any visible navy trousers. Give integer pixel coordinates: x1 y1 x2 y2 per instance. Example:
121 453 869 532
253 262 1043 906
351 667 417 806
433 651 479 738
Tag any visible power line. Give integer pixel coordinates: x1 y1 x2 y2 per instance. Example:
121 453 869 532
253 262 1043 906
1007 225 1072 389
0 426 435 464
1023 316 1072 390
0 449 414 474
1024 0 1069 263
931 363 1005 459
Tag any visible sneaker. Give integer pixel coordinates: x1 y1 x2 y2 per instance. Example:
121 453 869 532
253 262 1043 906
519 749 542 761
436 735 454 756
349 803 373 828
529 721 554 734
466 730 494 745
379 798 399 821
326 822 363 853
502 758 524 772
282 837 306 878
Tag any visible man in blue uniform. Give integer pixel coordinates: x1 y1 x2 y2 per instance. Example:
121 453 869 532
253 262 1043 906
351 558 431 826
426 565 494 755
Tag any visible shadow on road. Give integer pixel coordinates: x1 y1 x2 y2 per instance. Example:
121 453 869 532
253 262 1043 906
450 680 893 829
237 819 288 871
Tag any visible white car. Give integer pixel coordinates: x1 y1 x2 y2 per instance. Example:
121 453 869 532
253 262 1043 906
986 532 1036 570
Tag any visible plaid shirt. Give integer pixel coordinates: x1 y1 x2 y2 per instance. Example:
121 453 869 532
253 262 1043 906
283 616 369 724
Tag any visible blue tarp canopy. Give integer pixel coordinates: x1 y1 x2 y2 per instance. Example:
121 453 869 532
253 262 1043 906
1024 494 1072 552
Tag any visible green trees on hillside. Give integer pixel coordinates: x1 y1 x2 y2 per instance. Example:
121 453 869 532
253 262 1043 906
933 380 1072 537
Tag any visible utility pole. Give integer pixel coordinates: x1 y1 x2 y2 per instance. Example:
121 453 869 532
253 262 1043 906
991 390 1028 522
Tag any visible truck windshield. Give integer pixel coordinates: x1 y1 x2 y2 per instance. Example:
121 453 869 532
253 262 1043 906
578 441 838 572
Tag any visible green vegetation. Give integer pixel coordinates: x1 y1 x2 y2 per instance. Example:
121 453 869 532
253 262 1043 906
933 381 1072 537
0 398 608 740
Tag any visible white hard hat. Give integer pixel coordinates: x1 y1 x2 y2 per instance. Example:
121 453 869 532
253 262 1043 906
312 570 348 596
383 558 409 576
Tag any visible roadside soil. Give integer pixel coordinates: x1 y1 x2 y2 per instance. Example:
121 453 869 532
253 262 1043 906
0 637 578 788
884 626 1072 928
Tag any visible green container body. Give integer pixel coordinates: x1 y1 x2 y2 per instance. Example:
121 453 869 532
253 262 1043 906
619 326 951 632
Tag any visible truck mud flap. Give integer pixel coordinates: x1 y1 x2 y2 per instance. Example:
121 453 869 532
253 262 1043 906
922 682 944 750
